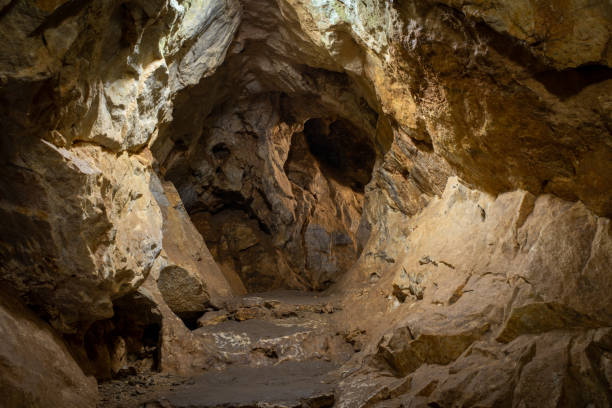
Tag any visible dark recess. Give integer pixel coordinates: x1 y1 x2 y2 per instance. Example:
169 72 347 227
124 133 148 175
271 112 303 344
303 118 376 192
534 65 612 99
75 292 162 380
177 311 205 330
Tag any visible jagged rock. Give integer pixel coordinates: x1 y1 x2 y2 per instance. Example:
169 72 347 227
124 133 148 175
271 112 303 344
283 0 612 216
377 323 490 377
0 143 164 333
0 0 241 333
0 291 98 408
335 177 612 405
151 179 239 319
0 0 611 406
162 92 373 291
134 273 223 376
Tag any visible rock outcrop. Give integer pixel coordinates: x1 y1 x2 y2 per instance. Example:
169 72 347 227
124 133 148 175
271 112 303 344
0 0 610 406
0 290 98 408
0 0 241 404
0 0 242 332
334 177 612 407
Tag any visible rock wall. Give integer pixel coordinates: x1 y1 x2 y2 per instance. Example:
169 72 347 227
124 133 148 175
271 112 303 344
333 177 612 406
283 0 612 215
0 290 98 408
0 0 242 404
0 0 610 406
0 0 242 333
155 0 383 290
162 91 375 291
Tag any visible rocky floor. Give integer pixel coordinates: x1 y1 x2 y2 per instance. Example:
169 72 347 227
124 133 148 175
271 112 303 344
99 372 191 408
145 361 337 408
98 291 354 407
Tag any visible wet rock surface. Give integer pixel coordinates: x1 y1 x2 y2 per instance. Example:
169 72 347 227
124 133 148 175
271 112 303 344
98 291 352 407
149 361 337 408
99 362 336 408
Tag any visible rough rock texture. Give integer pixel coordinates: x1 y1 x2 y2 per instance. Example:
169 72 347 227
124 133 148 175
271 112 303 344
0 290 98 408
99 291 354 407
0 0 241 404
281 0 612 216
1 142 164 333
151 179 240 317
333 178 612 407
156 0 612 294
0 0 611 406
159 67 378 291
0 0 240 332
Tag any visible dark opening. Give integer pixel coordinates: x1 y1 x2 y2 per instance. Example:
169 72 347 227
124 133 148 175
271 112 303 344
303 118 376 192
142 323 161 348
78 292 162 380
534 65 612 99
177 311 205 331
212 142 231 161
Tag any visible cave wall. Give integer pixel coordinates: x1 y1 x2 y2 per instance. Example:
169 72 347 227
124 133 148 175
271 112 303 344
161 89 377 291
335 177 612 407
0 0 243 403
0 0 610 406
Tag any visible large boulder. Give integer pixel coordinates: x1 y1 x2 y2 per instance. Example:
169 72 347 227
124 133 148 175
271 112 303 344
151 179 240 319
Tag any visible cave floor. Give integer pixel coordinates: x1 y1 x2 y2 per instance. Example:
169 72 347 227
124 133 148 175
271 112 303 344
98 291 355 408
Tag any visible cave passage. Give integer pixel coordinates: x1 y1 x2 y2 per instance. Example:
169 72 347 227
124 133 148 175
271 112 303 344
182 110 378 294
161 62 380 294
1 0 612 406
303 118 376 193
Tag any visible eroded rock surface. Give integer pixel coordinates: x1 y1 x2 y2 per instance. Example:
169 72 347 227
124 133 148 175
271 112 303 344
98 291 354 407
0 0 242 338
0 0 610 406
0 291 98 408
333 178 612 407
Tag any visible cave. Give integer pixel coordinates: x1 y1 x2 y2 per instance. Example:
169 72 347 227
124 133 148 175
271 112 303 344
69 292 162 381
302 118 376 192
0 1 611 408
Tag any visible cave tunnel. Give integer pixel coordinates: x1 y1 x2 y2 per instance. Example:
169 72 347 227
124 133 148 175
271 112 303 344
1 0 611 406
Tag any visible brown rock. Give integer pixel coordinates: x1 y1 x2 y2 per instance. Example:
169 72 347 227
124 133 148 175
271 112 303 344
1 0 611 405
0 143 164 333
0 291 98 408
197 311 229 327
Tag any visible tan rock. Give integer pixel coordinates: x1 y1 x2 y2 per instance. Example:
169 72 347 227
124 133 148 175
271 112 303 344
336 177 612 405
0 142 163 333
152 180 236 317
1 0 611 405
0 291 98 408
197 310 229 327
137 274 223 376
